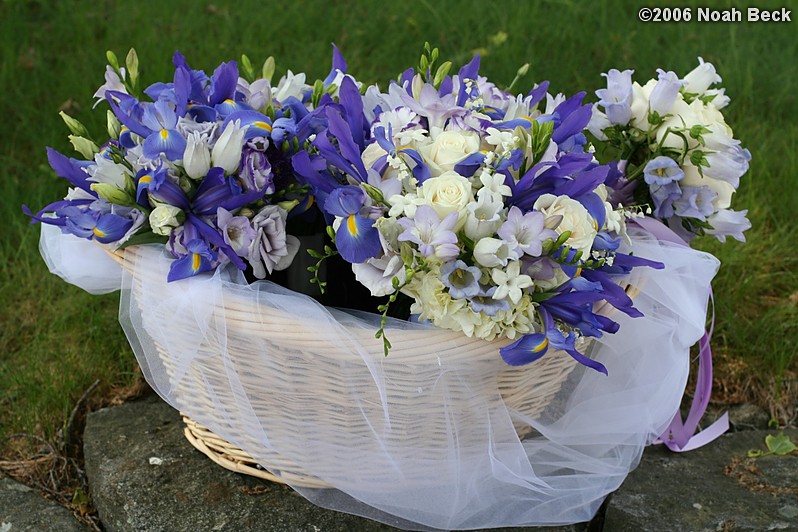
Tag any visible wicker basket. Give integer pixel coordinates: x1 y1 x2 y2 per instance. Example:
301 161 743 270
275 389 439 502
107 246 628 488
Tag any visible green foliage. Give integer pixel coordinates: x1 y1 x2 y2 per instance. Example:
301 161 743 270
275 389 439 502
747 433 797 457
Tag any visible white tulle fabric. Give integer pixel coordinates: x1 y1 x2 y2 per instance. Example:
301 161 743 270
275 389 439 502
39 223 124 294
40 225 719 530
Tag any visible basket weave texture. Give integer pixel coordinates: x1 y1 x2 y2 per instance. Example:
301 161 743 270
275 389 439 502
109 246 589 487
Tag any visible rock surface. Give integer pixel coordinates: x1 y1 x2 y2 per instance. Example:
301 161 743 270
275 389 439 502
83 395 585 532
606 429 798 531
0 475 87 531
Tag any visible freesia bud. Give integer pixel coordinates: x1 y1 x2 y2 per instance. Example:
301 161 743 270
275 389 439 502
183 132 212 179
211 120 246 175
69 135 100 159
90 183 134 207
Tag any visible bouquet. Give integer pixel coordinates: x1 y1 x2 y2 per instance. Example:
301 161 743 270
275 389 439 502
25 48 335 283
27 45 745 530
589 58 751 242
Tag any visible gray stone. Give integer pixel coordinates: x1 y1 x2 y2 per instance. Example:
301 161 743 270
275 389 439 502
84 395 585 532
0 475 87 531
605 429 798 531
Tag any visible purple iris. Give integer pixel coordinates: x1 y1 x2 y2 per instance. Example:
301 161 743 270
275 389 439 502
500 308 608 375
140 97 186 161
324 186 381 264
167 239 216 282
57 206 134 244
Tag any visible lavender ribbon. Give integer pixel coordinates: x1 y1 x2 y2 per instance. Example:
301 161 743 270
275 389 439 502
632 217 729 452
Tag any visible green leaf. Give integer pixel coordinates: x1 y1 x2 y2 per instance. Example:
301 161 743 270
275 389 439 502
765 434 797 456
118 230 168 249
747 448 765 458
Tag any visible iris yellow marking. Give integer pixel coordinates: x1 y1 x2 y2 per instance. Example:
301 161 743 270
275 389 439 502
575 266 582 278
224 99 235 105
520 115 535 123
139 175 152 185
347 214 359 236
253 121 273 132
533 337 549 352
192 253 201 272
160 129 169 140
92 227 106 238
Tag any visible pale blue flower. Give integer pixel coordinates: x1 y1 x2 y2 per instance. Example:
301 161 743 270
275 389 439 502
441 260 482 299
673 186 717 221
644 156 685 186
596 69 634 125
648 69 684 116
705 209 751 243
469 285 510 317
650 181 682 218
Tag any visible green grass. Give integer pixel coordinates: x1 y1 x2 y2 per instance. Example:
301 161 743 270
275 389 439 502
1 0 796 442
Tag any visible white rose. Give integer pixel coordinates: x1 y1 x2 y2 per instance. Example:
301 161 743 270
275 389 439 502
416 170 474 227
417 130 480 176
533 194 597 256
149 204 183 236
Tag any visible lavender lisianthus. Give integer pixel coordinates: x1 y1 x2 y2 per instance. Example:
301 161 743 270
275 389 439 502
238 138 274 194
217 207 256 255
441 260 482 299
247 205 299 278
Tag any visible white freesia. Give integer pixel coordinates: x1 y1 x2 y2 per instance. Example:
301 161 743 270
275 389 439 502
416 170 474 226
92 65 126 108
477 169 512 201
87 154 128 188
388 193 424 218
149 204 183 236
491 261 533 305
534 194 597 256
211 120 246 174
273 70 308 101
473 237 517 268
464 194 504 240
183 132 211 179
484 127 517 154
417 130 480 176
